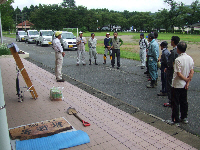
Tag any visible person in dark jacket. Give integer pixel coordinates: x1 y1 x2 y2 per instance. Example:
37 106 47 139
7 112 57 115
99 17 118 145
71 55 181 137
163 36 180 107
157 41 170 96
103 33 112 64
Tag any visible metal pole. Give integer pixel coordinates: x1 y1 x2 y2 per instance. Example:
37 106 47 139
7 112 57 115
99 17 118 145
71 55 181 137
77 28 78 38
0 68 11 150
0 11 3 44
22 14 23 30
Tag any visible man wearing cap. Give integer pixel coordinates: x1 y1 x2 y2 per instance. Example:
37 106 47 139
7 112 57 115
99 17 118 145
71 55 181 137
157 41 170 96
139 33 148 69
76 31 87 66
103 33 112 64
88 33 98 65
53 31 65 82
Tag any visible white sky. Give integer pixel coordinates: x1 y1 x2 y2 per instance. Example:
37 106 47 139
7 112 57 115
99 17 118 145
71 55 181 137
12 0 194 13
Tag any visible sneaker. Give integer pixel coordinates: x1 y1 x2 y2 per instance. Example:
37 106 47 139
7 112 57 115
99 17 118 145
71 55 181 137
83 64 86 66
144 71 149 74
141 66 145 69
163 103 171 107
157 92 167 96
165 120 180 127
117 66 120 69
180 118 188 124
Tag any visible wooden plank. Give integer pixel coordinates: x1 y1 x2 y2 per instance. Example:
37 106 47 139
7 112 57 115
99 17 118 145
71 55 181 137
9 117 73 140
9 46 38 99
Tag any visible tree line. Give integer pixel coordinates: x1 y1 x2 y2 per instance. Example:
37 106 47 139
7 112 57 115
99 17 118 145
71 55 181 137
1 0 200 33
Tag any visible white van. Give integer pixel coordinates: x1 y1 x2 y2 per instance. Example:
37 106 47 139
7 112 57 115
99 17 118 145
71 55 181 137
24 30 39 44
35 30 53 46
16 31 26 42
52 31 77 50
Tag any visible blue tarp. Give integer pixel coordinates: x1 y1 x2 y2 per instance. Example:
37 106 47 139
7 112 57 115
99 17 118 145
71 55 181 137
16 130 90 150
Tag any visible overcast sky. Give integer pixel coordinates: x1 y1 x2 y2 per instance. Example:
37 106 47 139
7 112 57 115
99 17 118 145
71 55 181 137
12 0 194 13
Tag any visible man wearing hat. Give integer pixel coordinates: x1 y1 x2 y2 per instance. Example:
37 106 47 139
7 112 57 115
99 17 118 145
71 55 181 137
139 33 148 69
53 31 65 82
103 33 112 64
76 31 87 66
88 33 98 65
157 41 170 96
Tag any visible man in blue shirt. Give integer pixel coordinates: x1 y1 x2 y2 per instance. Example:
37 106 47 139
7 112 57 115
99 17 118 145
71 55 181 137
146 33 159 88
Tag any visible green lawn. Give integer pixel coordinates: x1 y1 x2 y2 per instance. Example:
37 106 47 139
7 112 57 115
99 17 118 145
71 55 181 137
3 31 199 61
77 32 200 42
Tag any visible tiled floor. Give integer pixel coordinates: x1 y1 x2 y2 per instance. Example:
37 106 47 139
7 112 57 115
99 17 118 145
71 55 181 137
0 58 197 150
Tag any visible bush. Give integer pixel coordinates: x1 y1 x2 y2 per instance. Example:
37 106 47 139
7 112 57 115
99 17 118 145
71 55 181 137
0 43 11 56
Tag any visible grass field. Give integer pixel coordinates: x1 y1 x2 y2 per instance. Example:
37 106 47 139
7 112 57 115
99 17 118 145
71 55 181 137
3 31 200 61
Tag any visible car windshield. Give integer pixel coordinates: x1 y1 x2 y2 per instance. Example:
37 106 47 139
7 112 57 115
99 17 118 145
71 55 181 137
29 31 39 35
42 31 53 36
18 32 26 35
62 33 75 39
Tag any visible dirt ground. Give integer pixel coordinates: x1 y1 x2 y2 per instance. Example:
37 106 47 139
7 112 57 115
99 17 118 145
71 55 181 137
95 35 200 67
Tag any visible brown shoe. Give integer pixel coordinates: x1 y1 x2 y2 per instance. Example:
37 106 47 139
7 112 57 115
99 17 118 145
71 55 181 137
57 79 65 82
76 64 79 66
83 64 86 66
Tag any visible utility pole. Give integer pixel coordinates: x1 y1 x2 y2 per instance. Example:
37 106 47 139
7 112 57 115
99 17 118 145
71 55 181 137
0 0 10 149
22 14 23 30
0 11 3 44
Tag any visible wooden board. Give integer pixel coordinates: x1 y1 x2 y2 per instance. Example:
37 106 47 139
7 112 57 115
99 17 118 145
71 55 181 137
9 117 73 140
9 46 38 99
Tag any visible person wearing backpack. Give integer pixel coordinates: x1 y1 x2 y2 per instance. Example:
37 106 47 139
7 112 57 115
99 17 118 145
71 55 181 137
139 33 148 69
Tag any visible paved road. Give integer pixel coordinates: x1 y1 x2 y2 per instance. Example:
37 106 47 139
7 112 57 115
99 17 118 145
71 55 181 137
4 37 200 136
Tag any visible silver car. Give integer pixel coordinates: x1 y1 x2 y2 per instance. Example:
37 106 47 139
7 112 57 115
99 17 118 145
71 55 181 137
16 31 26 42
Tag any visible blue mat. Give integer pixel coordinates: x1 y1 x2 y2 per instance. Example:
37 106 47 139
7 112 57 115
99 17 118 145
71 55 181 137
16 130 90 150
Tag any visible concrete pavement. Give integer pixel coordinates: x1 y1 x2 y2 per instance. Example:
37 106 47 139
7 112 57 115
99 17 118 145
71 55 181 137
0 57 199 149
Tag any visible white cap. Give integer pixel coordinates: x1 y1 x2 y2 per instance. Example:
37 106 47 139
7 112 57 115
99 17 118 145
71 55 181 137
79 31 83 34
106 33 110 35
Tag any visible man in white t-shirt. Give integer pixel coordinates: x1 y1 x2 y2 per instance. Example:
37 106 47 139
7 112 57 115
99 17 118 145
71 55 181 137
167 42 194 126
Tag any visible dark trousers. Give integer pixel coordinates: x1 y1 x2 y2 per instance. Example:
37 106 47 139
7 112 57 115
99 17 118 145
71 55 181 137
146 56 149 72
161 64 167 93
171 87 188 123
112 49 120 67
166 69 173 104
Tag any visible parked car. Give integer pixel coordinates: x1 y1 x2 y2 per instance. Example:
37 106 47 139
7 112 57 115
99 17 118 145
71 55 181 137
16 31 26 42
35 30 53 46
52 31 77 50
24 30 39 44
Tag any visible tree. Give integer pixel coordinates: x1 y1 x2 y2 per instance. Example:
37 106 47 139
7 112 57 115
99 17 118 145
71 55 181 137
0 0 15 31
164 0 180 32
61 0 76 8
13 6 22 25
129 12 153 32
154 9 170 32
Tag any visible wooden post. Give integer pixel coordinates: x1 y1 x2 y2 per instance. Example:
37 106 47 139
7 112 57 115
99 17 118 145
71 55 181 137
8 44 38 99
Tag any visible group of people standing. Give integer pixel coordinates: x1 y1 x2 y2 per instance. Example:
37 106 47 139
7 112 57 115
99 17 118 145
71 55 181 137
53 31 194 126
76 31 123 69
139 32 194 126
